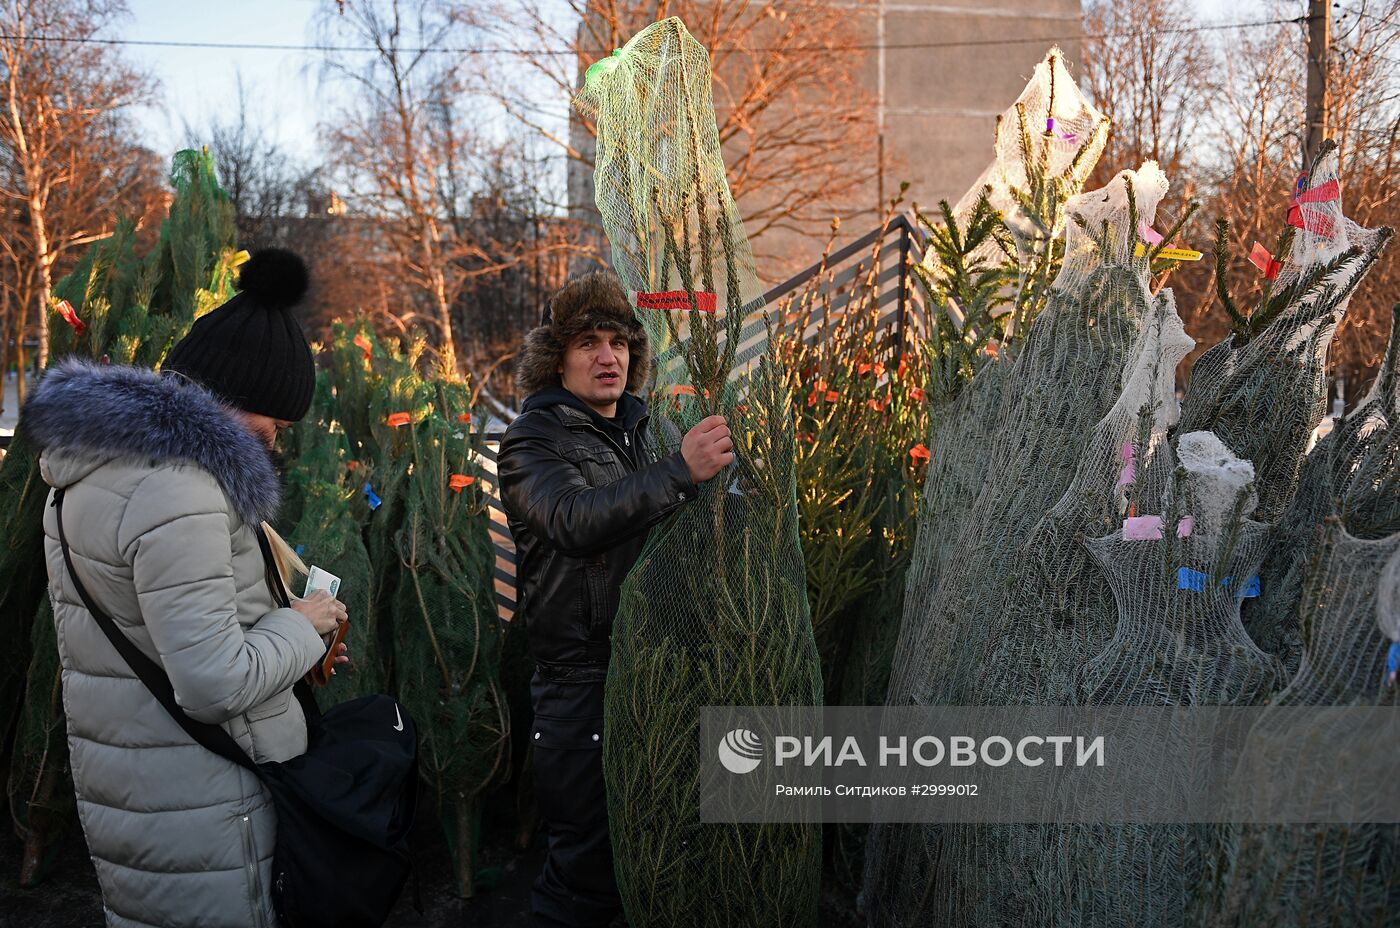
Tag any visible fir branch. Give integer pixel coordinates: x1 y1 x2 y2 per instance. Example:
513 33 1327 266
1213 218 1248 338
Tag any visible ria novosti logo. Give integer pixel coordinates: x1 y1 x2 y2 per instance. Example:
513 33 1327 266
718 729 764 774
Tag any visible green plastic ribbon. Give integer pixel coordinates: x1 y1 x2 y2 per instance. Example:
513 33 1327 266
584 48 624 91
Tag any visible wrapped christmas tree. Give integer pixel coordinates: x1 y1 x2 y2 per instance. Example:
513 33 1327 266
575 18 822 926
884 51 1114 708
4 149 238 884
867 154 1212 925
1181 143 1390 525
1196 308 1400 927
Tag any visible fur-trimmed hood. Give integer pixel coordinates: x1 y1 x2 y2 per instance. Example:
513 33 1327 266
22 359 281 525
515 271 651 397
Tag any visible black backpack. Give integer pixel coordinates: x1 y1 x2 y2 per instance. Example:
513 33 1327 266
53 488 418 928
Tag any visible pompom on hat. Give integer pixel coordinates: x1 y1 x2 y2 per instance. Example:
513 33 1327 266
163 247 316 421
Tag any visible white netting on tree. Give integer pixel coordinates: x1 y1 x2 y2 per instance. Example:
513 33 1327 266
1382 547 1400 643
920 48 1109 346
887 161 1170 715
938 47 1109 271
866 163 1178 927
1196 305 1400 926
1179 143 1393 527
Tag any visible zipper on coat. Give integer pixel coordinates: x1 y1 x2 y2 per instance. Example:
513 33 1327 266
573 421 642 473
239 813 271 928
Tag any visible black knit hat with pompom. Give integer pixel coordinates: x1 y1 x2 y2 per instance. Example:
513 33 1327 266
164 248 316 421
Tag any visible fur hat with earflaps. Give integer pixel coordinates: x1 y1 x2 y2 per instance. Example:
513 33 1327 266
515 270 652 397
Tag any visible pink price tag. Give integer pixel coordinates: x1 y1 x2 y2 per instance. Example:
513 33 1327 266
1139 221 1163 246
1123 515 1164 541
1116 441 1136 488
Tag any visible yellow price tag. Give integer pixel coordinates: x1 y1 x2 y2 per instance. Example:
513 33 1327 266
1156 247 1202 261
1134 243 1202 261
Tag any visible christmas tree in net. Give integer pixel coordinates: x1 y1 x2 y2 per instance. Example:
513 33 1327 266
575 17 823 927
1198 307 1400 927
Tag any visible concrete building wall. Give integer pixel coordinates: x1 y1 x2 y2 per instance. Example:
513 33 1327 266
753 0 1084 281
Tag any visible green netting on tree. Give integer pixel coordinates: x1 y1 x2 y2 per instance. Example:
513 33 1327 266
391 377 507 898
282 371 381 699
2 149 237 886
576 17 822 926
577 16 767 379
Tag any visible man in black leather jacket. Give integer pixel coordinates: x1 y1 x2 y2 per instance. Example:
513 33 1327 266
499 270 732 928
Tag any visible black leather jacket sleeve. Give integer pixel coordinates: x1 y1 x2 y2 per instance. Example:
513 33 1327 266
498 416 697 558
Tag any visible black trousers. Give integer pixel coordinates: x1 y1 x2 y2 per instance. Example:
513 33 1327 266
529 673 623 928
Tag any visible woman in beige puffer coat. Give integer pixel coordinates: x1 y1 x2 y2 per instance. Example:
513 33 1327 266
22 249 347 927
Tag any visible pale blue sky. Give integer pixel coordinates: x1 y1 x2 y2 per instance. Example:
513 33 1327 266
123 0 1256 169
126 0 327 161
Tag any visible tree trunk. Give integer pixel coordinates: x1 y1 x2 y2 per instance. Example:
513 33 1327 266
28 192 51 370
0 307 9 416
13 299 27 407
454 797 477 898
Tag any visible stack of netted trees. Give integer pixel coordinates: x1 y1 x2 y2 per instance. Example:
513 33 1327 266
867 43 1397 928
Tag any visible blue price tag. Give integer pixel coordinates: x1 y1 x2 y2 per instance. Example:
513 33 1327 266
1177 567 1206 592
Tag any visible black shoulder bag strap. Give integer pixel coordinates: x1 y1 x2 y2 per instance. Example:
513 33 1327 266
52 488 260 774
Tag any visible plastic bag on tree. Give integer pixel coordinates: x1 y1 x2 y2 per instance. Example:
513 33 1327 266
575 17 822 927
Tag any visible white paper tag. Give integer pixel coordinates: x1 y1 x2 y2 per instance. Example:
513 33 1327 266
304 566 341 599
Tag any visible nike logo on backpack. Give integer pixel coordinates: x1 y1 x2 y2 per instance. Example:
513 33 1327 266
393 706 404 732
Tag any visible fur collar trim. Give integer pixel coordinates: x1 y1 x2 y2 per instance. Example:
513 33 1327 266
22 359 280 525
